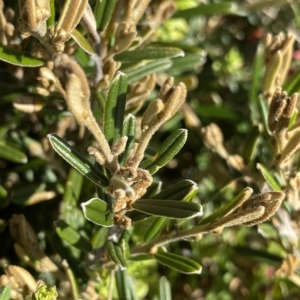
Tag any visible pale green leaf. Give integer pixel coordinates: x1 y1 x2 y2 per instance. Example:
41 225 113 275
0 285 11 300
71 29 95 55
47 134 109 187
257 163 282 191
55 219 92 253
114 47 184 63
0 46 44 67
154 251 202 274
81 198 113 227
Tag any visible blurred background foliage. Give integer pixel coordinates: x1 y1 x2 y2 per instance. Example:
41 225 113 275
1 0 300 299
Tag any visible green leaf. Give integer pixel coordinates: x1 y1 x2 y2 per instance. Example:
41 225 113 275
132 199 202 219
115 269 138 300
0 138 27 163
124 59 172 84
159 277 172 300
47 134 109 187
125 210 149 222
55 220 92 253
154 251 202 274
199 187 253 225
63 169 83 207
142 180 199 239
81 198 113 227
127 180 196 222
47 0 55 27
242 125 261 165
107 241 128 269
71 29 95 55
11 182 55 206
257 163 282 191
104 72 128 144
195 103 240 121
284 67 300 94
258 95 271 135
151 180 198 202
114 47 184 63
95 0 118 31
0 46 44 67
0 185 8 208
144 181 163 198
120 114 136 165
173 2 247 18
144 217 168 242
152 41 205 54
60 169 84 228
0 285 11 300
258 223 279 239
140 129 187 174
143 180 199 240
249 43 264 122
233 246 283 266
167 54 207 75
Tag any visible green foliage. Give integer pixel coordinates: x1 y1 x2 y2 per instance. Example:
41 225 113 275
1 0 300 299
0 46 44 67
0 285 11 300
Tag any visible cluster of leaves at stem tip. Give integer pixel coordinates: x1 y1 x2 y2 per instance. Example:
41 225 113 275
1 0 300 299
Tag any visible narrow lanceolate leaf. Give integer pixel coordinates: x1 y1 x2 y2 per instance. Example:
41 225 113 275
120 114 136 165
159 277 172 300
173 2 246 18
132 199 202 219
115 269 138 300
47 134 109 187
128 180 197 222
199 187 253 225
81 198 113 227
284 69 300 94
0 285 11 300
107 241 127 269
55 220 92 253
167 54 206 75
104 72 128 144
140 129 187 174
125 59 172 84
258 95 271 135
47 0 56 27
114 47 184 63
249 43 264 122
0 138 27 163
0 46 44 67
71 29 95 54
95 0 118 31
151 180 198 202
257 163 281 191
144 217 168 242
143 180 199 240
243 125 261 164
154 252 202 274
144 181 163 198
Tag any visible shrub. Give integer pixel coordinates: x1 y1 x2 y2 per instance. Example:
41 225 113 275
0 0 300 299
